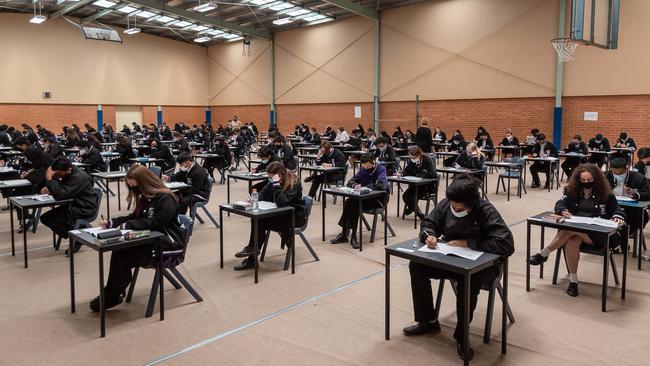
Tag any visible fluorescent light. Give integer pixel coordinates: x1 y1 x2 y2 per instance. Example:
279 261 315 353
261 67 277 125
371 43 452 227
152 15 176 23
269 2 294 11
29 14 47 24
307 17 333 26
303 14 326 22
287 8 310 16
171 20 193 27
207 29 224 36
272 18 293 25
190 25 209 31
249 0 274 5
226 36 244 42
123 27 141 35
116 5 138 14
92 0 116 8
193 2 217 12
194 36 211 43
220 33 240 39
135 11 156 18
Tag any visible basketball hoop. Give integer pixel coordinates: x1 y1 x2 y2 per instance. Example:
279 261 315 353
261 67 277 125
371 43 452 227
552 38 579 63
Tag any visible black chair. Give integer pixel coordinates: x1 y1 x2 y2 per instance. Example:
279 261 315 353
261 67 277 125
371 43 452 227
49 187 104 250
125 214 203 318
190 176 219 229
260 196 319 270
400 177 439 219
148 165 162 178
435 262 515 344
361 196 396 243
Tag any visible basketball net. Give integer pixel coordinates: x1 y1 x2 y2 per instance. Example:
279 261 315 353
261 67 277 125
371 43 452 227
552 38 578 63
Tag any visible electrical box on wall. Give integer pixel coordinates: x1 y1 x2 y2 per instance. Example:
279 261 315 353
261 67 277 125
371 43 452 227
42 91 52 99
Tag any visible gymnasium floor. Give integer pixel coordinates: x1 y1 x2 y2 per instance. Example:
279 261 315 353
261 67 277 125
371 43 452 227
0 168 648 366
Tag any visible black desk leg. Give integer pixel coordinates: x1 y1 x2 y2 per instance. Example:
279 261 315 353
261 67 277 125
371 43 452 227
219 208 224 269
117 179 121 211
384 203 388 247
70 237 75 313
639 210 643 270
227 177 231 217
602 235 609 312
413 185 418 229
291 214 296 274
526 226 545 279
321 192 326 242
10 201 14 256
506 167 511 201
358 199 363 252
106 180 111 219
385 251 390 341
623 230 628 300
158 243 164 321
547 164 551 192
396 183 401 218
22 207 28 268
463 273 471 366
526 222 531 291
501 259 508 354
253 219 259 284
99 251 106 337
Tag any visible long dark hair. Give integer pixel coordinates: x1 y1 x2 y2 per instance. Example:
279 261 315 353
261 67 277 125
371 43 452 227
565 164 611 202
266 161 296 192
126 165 177 205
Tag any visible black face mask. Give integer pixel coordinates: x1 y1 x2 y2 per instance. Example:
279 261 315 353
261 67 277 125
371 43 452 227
580 181 595 190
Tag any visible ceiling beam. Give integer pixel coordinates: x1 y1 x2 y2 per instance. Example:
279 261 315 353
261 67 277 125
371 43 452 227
123 0 271 39
50 0 95 19
82 8 115 23
320 0 377 19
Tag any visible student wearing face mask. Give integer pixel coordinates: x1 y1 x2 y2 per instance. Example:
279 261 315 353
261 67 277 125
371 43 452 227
528 164 625 297
632 148 650 179
233 162 306 271
433 127 446 145
95 165 183 312
403 174 514 361
443 130 467 167
77 140 107 172
335 127 350 143
606 158 650 237
476 133 494 160
272 136 297 170
172 132 190 153
393 127 404 140
613 132 637 162
41 135 64 160
110 136 135 171
373 137 397 176
529 133 559 188
306 128 321 145
39 157 99 255
499 130 519 147
330 153 389 249
561 134 589 179
398 146 437 219
455 142 485 171
305 141 346 198
149 139 176 173
162 152 211 215
587 133 611 169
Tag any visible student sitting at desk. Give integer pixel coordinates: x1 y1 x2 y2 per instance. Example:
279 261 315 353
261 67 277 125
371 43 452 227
476 133 494 160
330 153 389 249
172 132 190 153
399 146 437 219
272 136 297 170
433 127 446 143
306 127 321 145
40 157 99 255
443 131 467 167
529 133 559 189
149 139 176 173
335 127 350 143
305 141 346 199
587 133 611 169
499 130 520 148
393 126 404 140
633 147 650 179
95 165 183 311
455 142 485 171
203 136 231 180
163 152 211 215
606 158 650 236
373 137 397 176
525 128 539 145
233 162 306 271
561 134 588 179
474 126 489 142
77 141 107 172
110 136 135 171
41 135 64 160
528 164 625 297
403 174 514 360
613 132 637 162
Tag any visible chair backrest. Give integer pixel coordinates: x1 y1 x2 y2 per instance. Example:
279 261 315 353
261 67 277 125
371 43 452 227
300 195 314 231
148 165 162 178
177 214 194 243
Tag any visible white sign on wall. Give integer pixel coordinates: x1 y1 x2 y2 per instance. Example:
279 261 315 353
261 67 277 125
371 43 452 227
584 112 599 121
354 106 362 119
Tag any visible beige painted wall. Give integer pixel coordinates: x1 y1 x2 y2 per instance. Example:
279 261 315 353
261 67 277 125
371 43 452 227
0 13 208 106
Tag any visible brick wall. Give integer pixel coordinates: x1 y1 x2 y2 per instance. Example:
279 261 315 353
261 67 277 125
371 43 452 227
211 105 270 128
142 106 206 126
276 103 374 135
0 104 116 133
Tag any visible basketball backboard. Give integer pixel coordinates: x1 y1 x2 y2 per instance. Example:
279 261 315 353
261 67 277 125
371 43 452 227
570 0 620 49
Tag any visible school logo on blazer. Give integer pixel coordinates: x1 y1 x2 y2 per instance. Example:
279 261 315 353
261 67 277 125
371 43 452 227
147 207 155 219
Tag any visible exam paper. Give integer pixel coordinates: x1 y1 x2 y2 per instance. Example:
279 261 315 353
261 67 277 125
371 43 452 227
418 242 484 260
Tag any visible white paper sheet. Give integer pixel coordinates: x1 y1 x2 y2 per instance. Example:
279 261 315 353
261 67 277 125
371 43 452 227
418 242 484 260
565 215 619 228
616 195 635 202
258 201 278 210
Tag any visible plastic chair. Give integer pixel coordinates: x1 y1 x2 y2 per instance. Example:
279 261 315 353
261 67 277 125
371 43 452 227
148 165 162 178
125 214 203 318
260 196 319 270
435 262 515 344
55 187 103 250
496 158 527 197
361 197 396 243
190 176 219 229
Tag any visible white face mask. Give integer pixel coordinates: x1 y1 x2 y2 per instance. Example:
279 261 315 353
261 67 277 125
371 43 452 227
450 206 469 218
613 173 626 182
410 157 419 163
79 149 87 155
180 164 191 172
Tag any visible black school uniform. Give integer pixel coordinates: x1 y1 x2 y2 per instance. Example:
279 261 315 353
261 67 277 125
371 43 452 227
307 148 346 198
170 164 211 215
606 170 650 230
561 141 588 179
374 145 397 176
401 155 437 214
411 199 514 342
588 138 611 168
104 193 183 297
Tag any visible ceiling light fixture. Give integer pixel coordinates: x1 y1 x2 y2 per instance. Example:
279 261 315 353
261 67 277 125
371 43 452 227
123 14 141 35
272 18 293 25
194 35 211 43
193 1 217 12
29 1 46 24
116 5 138 14
92 0 117 8
307 17 333 26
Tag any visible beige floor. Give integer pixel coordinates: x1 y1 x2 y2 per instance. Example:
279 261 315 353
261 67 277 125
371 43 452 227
0 165 648 366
